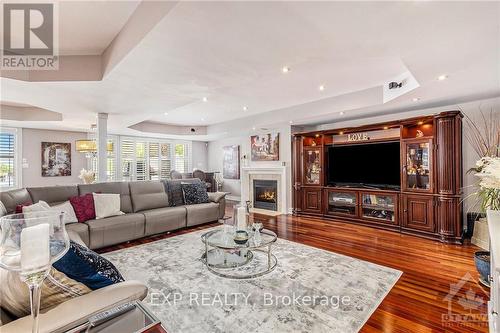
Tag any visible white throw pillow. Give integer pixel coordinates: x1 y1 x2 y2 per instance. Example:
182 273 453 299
50 201 78 224
92 193 124 219
21 201 50 213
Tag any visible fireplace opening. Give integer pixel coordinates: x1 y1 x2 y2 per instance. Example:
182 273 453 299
253 179 278 211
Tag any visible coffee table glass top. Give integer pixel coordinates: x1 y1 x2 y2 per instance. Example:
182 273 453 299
202 228 277 249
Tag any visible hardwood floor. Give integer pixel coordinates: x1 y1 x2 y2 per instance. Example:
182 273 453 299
99 204 489 333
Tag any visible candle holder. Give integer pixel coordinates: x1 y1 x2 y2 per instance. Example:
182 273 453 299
0 211 69 333
233 203 249 232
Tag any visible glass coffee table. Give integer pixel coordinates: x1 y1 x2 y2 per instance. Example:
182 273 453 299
201 228 278 279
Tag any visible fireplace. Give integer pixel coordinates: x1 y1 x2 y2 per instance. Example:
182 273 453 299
253 179 278 211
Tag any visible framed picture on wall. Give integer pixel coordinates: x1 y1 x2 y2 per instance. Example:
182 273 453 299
41 142 71 177
251 132 279 161
222 145 240 179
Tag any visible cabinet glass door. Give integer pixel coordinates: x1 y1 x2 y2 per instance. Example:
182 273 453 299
304 148 321 185
404 140 432 191
361 193 396 222
327 191 357 216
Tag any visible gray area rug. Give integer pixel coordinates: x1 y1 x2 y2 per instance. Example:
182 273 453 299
103 227 401 333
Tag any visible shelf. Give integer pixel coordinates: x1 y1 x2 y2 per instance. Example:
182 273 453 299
362 204 395 212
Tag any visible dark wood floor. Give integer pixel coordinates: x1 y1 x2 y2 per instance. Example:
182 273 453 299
99 204 489 333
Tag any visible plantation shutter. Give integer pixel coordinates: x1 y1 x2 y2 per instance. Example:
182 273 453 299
121 139 135 181
135 141 146 181
160 143 171 179
0 131 15 188
148 142 160 180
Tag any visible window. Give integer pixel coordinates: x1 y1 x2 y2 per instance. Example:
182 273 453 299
174 142 192 173
0 128 19 189
88 136 117 182
119 137 181 181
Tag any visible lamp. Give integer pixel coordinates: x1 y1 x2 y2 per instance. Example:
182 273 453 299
75 140 113 157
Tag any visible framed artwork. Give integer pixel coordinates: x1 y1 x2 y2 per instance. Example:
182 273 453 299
251 133 280 161
222 145 240 179
41 142 71 177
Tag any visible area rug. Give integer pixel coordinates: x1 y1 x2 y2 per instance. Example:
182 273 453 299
103 227 402 333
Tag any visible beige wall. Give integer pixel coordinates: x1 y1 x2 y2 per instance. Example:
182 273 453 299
22 128 88 187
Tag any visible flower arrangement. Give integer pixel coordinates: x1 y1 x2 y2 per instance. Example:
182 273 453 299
464 108 500 212
78 168 96 184
469 157 500 211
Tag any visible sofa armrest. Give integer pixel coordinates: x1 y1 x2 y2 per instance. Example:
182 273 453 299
208 192 226 203
0 280 148 333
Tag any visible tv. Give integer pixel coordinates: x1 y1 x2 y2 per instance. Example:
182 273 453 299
327 141 401 189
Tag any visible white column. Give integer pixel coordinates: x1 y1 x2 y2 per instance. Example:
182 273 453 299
97 113 108 182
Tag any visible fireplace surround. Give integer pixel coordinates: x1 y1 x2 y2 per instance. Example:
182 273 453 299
240 166 287 215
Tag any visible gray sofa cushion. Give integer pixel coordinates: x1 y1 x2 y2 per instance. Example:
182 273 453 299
27 186 78 205
78 182 133 213
65 222 90 247
141 206 186 236
186 202 220 227
129 181 169 213
86 213 145 249
0 188 32 213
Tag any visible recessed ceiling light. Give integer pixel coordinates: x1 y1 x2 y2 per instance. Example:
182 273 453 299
412 97 420 102
319 85 325 91
437 74 448 81
289 120 293 124
201 117 205 121
202 97 208 102
252 127 256 130
383 126 389 130
417 121 424 125
243 106 248 111
282 66 290 73
164 112 169 116
339 111 345 115
339 131 344 135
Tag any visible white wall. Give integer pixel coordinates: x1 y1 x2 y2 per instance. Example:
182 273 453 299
208 124 292 211
22 128 88 187
192 141 209 171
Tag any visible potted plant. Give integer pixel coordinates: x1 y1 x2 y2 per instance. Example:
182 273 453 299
463 109 500 287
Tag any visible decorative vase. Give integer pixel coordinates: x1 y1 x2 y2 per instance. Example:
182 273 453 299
0 212 70 333
474 251 491 288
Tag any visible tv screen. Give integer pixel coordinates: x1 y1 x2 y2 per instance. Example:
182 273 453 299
327 141 401 189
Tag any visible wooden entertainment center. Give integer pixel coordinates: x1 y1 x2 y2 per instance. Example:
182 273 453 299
292 111 463 244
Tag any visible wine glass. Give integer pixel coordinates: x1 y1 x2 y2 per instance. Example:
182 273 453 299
0 211 69 333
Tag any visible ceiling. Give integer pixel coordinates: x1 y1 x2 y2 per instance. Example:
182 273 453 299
1 1 499 140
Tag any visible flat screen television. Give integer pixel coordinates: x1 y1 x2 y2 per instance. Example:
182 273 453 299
327 141 401 189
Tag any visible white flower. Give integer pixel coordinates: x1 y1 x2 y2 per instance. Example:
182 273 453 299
475 157 500 190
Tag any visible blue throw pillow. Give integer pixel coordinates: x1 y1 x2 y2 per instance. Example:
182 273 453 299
53 241 124 290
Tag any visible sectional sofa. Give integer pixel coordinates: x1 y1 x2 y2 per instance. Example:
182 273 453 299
0 179 227 250
0 179 226 332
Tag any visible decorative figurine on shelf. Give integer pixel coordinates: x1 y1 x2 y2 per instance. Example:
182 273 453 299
416 129 424 138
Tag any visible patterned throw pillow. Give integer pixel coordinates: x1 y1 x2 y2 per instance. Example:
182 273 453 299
181 182 210 205
53 240 124 290
69 193 96 222
163 181 184 206
0 266 91 318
